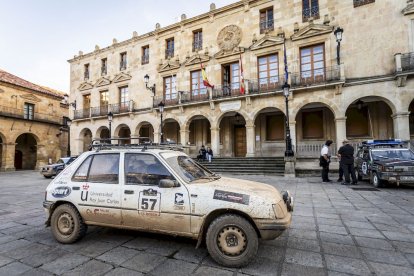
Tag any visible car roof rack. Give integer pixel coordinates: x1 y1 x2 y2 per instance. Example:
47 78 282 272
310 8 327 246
89 137 186 152
359 139 408 149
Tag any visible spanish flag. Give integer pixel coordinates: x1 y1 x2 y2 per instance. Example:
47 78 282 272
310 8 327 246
239 54 245 94
201 63 214 88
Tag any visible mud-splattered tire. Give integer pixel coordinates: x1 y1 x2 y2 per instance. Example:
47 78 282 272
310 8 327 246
371 172 383 188
206 214 258 268
44 175 52 179
51 204 87 244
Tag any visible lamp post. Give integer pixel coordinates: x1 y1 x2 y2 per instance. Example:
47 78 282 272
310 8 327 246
63 94 77 109
66 118 72 157
158 101 165 143
107 112 113 143
282 83 294 157
334 27 344 65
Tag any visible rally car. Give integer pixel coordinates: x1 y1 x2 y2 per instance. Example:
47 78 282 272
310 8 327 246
40 156 77 178
43 141 293 267
355 140 414 187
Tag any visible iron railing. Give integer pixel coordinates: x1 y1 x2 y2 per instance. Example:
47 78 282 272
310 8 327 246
302 5 320 21
91 105 109 117
165 48 174 59
212 83 245 99
74 108 90 120
290 66 341 87
401 52 414 72
0 105 64 125
120 61 127 71
183 90 209 103
109 101 132 114
248 77 285 94
141 55 149 65
260 19 274 33
153 96 179 107
193 41 203 52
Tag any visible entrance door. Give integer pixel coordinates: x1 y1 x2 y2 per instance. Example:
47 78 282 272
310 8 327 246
234 126 246 157
14 150 23 170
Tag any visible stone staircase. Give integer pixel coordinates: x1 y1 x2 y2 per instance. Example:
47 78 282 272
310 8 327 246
199 157 285 175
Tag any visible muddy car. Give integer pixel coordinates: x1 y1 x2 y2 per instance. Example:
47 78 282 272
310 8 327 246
40 157 77 178
43 143 293 267
355 140 414 187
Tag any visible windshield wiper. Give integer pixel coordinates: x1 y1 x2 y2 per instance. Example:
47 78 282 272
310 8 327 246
190 175 220 182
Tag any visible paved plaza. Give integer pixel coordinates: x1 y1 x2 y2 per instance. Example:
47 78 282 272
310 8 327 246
0 171 414 275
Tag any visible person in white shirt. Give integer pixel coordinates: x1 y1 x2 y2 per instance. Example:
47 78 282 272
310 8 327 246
320 140 333 182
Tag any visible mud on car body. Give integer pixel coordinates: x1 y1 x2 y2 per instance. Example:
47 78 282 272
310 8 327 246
40 157 77 178
43 141 293 267
355 139 414 187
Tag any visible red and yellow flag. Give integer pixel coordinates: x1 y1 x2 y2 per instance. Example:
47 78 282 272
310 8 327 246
201 63 214 88
239 54 245 94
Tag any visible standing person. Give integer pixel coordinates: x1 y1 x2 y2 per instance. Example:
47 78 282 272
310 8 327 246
199 145 207 162
320 140 333 182
207 147 213 163
337 141 345 182
338 140 357 185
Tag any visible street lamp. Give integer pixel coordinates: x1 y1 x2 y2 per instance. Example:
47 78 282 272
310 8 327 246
63 94 77 109
107 111 113 143
158 101 165 143
334 27 344 65
144 74 156 95
66 118 72 157
282 83 294 157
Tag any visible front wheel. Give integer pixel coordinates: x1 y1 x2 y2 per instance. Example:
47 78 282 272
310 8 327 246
51 204 87 244
371 172 383 188
206 214 258 268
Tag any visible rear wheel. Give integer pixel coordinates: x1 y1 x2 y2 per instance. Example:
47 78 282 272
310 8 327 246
51 204 87 244
371 172 383 188
206 214 258 268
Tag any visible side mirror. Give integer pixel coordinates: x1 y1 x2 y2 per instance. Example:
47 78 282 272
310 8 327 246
159 179 176 188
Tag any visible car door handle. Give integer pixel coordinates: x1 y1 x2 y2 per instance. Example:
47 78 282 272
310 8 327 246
124 190 134 194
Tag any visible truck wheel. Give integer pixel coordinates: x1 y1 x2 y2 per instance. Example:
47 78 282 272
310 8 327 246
51 204 87 244
206 214 258 268
371 172 383 188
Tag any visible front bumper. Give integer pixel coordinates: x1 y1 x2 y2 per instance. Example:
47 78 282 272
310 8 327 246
43 201 54 226
40 169 56 177
255 212 292 239
379 172 414 184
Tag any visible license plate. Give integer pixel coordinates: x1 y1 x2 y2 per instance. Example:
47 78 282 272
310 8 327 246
400 176 414 181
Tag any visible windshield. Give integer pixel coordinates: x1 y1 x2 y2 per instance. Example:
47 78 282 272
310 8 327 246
372 149 414 160
57 159 66 164
162 154 219 183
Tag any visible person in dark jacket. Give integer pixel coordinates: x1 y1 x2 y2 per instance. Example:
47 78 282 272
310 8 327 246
320 140 333 182
337 140 357 185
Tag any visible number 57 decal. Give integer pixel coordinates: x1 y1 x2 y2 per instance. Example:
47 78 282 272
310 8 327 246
139 189 161 215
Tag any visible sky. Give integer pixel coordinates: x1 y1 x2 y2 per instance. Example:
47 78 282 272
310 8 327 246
0 0 236 92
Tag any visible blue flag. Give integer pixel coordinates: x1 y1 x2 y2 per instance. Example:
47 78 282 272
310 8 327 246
284 39 289 83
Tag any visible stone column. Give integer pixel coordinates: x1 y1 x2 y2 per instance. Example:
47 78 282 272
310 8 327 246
180 129 190 155
335 117 347 148
392 112 411 140
289 121 297 153
153 132 160 144
245 123 255 157
36 144 48 170
210 127 220 157
2 143 16 171
75 138 84 155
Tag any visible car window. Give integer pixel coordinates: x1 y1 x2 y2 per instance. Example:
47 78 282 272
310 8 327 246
88 154 120 183
57 159 65 164
363 151 369 160
357 150 363 158
73 156 93 181
125 153 174 185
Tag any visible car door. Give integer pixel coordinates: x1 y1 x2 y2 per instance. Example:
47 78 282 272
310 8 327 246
121 153 191 234
73 153 122 225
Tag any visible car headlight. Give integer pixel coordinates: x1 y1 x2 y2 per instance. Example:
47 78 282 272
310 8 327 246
272 203 286 219
385 166 394 172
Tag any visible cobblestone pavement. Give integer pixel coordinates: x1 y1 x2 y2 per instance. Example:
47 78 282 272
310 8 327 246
0 171 414 275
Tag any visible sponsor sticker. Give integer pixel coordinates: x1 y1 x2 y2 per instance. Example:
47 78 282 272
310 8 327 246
175 193 184 205
213 190 250 205
52 186 71 198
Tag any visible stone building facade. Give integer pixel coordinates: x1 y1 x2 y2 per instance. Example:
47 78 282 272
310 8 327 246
68 0 414 160
0 69 69 171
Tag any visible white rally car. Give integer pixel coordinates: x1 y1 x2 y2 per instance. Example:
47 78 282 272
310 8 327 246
43 144 293 267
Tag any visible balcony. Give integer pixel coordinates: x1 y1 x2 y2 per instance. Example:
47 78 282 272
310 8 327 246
290 66 341 87
302 6 320 21
248 77 285 95
165 49 174 59
395 52 414 87
74 101 134 120
192 41 203 52
260 19 274 34
142 55 149 65
212 83 245 99
0 105 64 125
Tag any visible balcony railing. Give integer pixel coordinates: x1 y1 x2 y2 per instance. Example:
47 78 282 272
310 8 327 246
183 90 209 103
165 48 174 59
290 66 341 87
401 52 414 72
74 101 134 120
302 6 320 21
248 77 285 94
193 41 203 52
74 108 90 120
260 19 274 33
91 105 109 117
109 101 132 114
212 83 245 99
142 55 149 65
0 105 64 125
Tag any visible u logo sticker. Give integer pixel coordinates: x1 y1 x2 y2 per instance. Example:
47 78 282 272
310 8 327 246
81 191 88 201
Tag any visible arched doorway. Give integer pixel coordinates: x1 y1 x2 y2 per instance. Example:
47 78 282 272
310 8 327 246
187 116 211 157
0 134 3 169
163 119 180 144
80 128 93 152
219 112 246 157
118 126 131 144
345 97 393 142
254 107 285 157
15 133 37 170
295 103 336 157
97 126 110 143
138 122 154 143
